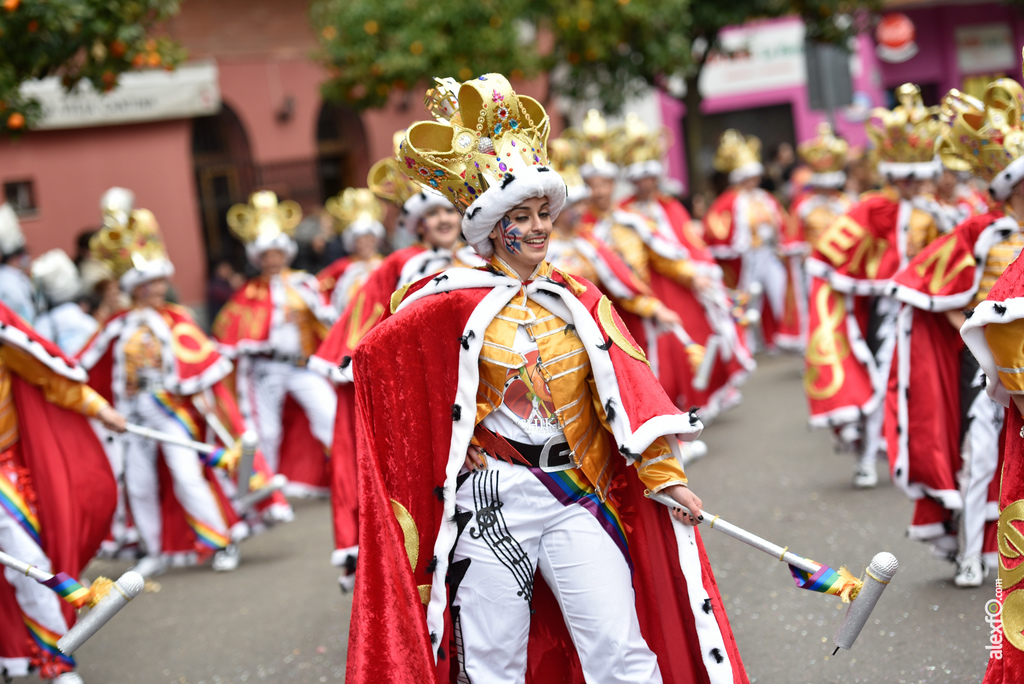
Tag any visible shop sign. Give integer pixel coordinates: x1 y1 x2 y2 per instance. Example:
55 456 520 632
956 24 1017 74
19 61 220 130
698 19 807 98
876 13 918 64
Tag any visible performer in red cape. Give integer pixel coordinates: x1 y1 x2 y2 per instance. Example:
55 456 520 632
958 83 1024 671
704 130 802 352
78 203 240 578
791 122 854 268
885 84 1024 587
319 188 386 318
0 303 124 684
803 84 944 489
347 73 746 684
310 129 484 589
615 115 755 418
213 192 337 498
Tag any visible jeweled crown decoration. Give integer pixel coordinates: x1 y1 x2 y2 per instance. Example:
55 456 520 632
226 191 302 244
937 78 1024 183
548 135 586 194
90 207 168 279
713 129 762 174
613 113 672 167
397 73 551 212
798 123 849 174
865 83 944 165
325 188 385 233
562 109 618 170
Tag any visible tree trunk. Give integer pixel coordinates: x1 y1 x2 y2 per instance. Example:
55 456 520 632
682 73 709 201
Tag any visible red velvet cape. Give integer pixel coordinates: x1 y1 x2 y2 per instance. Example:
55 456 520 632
0 306 116 663
347 266 747 684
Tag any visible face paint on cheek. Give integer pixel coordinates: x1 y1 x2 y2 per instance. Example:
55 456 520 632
500 215 524 255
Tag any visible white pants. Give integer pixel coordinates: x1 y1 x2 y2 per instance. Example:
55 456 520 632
121 393 229 556
0 502 70 670
452 458 661 684
959 369 1003 562
236 357 337 473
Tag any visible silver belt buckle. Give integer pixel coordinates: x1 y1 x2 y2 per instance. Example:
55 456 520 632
538 435 574 473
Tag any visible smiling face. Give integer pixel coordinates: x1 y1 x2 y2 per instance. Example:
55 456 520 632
259 248 288 276
488 196 553 280
419 205 461 250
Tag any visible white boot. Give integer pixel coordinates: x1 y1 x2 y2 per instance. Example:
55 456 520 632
852 454 878 488
130 555 168 578
50 671 85 683
212 543 240 572
954 556 986 588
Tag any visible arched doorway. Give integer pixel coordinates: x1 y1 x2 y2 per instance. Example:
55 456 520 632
316 102 369 203
192 104 254 272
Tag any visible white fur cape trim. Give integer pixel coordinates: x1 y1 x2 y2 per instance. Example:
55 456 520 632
989 155 1024 202
0 319 87 382
625 160 664 182
461 166 567 257
389 265 705 663
119 258 175 293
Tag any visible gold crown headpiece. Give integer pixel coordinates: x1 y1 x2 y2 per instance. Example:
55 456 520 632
549 135 587 200
367 131 423 207
397 73 550 213
226 191 302 244
798 123 849 174
865 84 944 166
89 208 168 279
713 129 762 174
325 188 384 234
562 109 620 174
613 113 672 167
936 76 1024 198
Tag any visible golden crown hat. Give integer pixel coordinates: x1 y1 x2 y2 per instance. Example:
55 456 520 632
562 109 620 179
798 123 849 189
613 113 673 182
713 129 764 184
325 187 386 252
398 73 566 256
936 74 1024 201
227 191 302 262
548 135 589 205
368 131 424 208
90 204 174 291
865 83 943 180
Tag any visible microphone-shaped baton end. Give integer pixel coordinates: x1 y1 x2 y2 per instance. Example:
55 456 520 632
833 552 898 652
57 571 144 656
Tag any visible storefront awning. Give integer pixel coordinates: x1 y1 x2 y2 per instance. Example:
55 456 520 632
20 61 221 130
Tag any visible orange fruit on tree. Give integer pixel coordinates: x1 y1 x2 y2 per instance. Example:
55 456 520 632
7 112 25 130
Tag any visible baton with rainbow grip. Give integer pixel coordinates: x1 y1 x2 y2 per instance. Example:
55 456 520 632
0 550 143 655
648 492 898 653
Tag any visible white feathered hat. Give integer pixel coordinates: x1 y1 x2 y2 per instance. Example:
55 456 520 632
0 203 26 257
32 249 82 304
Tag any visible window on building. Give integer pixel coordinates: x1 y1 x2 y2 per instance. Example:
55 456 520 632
3 180 37 217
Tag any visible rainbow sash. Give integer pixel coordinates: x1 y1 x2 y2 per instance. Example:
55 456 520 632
0 469 41 546
789 561 861 602
185 513 230 551
23 615 74 669
151 391 201 440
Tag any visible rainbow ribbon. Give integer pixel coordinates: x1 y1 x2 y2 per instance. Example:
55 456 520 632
789 562 861 603
0 473 41 546
41 572 92 609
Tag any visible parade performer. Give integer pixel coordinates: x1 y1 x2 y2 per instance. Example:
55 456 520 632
0 203 37 324
213 191 337 497
791 123 854 254
318 188 386 317
0 299 125 683
615 115 755 416
347 72 746 684
804 84 944 488
78 204 239 577
887 81 1024 587
704 130 803 352
32 250 98 357
310 130 485 589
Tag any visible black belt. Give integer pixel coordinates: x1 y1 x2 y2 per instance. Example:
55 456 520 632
255 352 307 366
475 426 575 472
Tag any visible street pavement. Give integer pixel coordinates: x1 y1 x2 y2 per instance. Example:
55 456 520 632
40 354 993 683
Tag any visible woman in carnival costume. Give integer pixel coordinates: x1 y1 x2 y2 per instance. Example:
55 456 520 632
318 188 387 318
78 202 241 578
803 84 947 489
890 81 1024 588
212 192 338 498
346 73 746 684
0 301 125 684
616 115 755 418
703 129 803 353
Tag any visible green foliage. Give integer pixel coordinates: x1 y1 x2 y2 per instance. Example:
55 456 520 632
0 0 184 135
311 0 541 110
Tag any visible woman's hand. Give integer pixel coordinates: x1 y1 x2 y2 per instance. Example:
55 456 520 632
465 444 488 472
661 483 703 526
97 405 128 433
654 306 682 327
